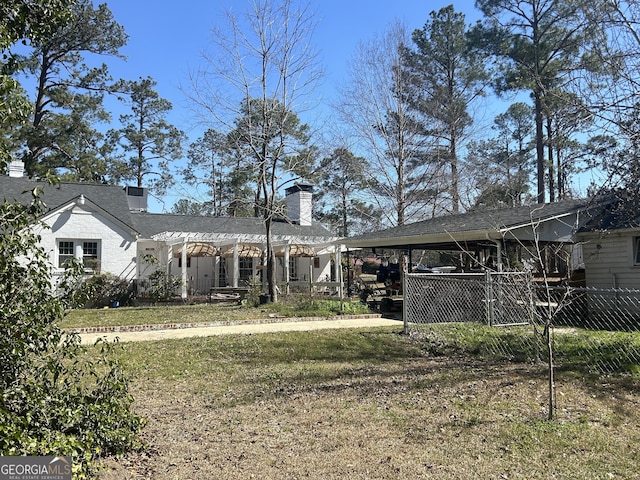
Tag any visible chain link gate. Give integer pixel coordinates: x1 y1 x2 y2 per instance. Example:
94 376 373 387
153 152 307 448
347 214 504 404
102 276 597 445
403 272 534 329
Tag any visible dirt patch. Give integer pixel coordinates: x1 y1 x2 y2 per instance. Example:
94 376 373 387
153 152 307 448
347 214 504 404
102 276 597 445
97 353 640 479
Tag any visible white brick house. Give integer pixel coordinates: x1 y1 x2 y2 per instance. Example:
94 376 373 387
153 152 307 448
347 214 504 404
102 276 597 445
577 200 640 290
1 162 341 300
33 194 139 281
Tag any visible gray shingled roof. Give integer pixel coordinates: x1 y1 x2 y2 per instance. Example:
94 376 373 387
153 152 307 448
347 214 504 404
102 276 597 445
0 176 134 227
343 198 604 249
577 196 640 233
0 176 337 242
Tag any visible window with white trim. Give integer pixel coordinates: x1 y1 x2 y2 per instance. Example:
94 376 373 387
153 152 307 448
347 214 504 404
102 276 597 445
82 241 99 269
57 239 100 271
58 241 75 268
634 237 640 266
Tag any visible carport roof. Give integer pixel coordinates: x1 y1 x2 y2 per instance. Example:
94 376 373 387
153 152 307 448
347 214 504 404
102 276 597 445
342 198 606 250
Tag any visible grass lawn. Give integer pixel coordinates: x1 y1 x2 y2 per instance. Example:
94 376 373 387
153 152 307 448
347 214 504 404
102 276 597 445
61 298 371 330
95 323 640 479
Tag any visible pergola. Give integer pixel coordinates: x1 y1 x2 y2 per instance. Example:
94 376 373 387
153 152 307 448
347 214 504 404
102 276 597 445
151 230 342 299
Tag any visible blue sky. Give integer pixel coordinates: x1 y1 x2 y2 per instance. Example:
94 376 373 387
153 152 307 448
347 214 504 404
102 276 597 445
101 0 484 211
105 0 481 122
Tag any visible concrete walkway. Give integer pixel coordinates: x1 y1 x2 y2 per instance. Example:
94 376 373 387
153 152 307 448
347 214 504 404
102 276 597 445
78 317 403 345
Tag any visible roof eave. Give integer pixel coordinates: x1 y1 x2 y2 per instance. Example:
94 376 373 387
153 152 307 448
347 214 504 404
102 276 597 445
340 229 503 249
39 196 139 238
498 209 583 235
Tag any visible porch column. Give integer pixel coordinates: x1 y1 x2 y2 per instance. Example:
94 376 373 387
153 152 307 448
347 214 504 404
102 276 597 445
262 247 267 292
494 239 504 272
181 239 188 299
167 244 173 276
232 242 239 288
334 246 342 296
284 243 291 294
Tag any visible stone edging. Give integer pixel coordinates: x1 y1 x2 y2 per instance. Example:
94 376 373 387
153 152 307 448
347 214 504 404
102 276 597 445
67 313 384 334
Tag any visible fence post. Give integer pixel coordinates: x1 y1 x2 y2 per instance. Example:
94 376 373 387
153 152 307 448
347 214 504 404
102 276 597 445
403 270 409 334
485 270 494 326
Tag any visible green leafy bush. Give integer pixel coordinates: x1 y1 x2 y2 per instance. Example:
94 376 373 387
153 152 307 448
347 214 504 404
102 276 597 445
147 270 183 303
0 189 144 478
76 273 135 308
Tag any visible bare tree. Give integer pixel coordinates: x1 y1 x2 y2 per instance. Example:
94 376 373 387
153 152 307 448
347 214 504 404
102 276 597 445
580 0 640 206
336 21 440 227
187 0 323 302
506 207 586 420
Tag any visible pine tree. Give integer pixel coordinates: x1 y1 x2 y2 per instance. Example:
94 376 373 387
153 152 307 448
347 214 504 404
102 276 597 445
107 77 185 195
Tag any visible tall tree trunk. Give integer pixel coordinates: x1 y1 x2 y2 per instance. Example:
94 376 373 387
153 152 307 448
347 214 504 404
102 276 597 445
556 148 564 200
397 158 405 226
26 50 53 176
450 130 459 213
535 91 545 204
265 217 278 302
546 115 555 202
341 190 348 237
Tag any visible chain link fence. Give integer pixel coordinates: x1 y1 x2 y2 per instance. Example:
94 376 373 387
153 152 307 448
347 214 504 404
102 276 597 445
404 272 534 326
404 273 640 374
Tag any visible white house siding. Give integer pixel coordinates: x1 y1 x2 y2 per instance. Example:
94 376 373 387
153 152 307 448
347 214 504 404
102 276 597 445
581 231 640 290
136 240 161 286
36 204 138 280
137 241 224 294
181 256 216 294
313 255 333 282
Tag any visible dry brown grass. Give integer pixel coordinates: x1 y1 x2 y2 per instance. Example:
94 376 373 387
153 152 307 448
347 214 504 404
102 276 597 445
97 328 640 479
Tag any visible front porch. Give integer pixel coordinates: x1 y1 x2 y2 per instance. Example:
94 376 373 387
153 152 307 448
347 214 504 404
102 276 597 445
137 232 344 301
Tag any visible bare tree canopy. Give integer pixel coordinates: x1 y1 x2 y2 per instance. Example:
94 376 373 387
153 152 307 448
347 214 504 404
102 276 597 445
186 0 323 302
337 21 439 227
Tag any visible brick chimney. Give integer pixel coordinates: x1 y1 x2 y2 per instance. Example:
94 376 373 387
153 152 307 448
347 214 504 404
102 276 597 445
285 183 313 226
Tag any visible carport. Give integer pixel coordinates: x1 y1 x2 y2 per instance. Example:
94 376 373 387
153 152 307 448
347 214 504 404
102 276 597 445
341 199 604 274
340 199 606 318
